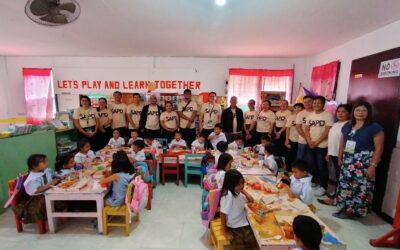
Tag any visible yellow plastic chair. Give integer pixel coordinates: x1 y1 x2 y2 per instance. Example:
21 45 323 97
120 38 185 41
102 183 139 236
208 189 231 250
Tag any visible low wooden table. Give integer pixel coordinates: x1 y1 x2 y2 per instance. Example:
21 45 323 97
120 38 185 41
44 179 107 234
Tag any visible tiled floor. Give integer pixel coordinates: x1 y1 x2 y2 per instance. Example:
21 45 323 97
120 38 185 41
0 180 397 250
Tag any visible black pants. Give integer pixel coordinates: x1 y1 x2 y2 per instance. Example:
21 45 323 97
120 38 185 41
255 132 271 144
180 127 196 147
97 126 112 149
330 155 340 196
285 140 298 172
113 126 129 138
201 129 214 150
306 147 329 189
77 126 100 151
243 124 256 147
274 126 286 157
145 129 160 140
161 129 176 143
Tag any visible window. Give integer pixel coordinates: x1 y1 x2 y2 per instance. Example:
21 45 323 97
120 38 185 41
23 68 55 125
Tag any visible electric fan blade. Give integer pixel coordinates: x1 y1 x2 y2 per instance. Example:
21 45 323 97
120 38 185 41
40 13 68 24
58 3 76 13
30 0 51 16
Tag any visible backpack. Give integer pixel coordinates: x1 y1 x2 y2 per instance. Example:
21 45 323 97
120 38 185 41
200 153 215 175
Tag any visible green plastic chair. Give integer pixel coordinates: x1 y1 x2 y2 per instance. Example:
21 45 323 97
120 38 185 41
184 154 203 188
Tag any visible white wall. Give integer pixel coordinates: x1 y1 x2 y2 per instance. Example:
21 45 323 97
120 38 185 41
0 57 9 130
306 20 400 103
2 56 308 119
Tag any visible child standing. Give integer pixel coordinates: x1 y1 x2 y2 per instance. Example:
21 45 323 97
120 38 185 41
191 134 206 150
263 143 278 176
14 154 60 223
100 151 134 206
214 153 233 189
74 139 96 167
228 134 244 152
107 129 126 148
169 131 188 149
220 169 258 250
282 160 313 205
127 130 143 147
292 215 328 250
129 140 146 164
208 123 227 149
54 153 76 178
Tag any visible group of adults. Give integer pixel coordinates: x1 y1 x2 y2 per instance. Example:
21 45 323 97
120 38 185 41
73 89 384 219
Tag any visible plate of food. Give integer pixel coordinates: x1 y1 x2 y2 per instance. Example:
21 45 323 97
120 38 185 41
57 180 77 189
241 159 258 168
263 182 279 193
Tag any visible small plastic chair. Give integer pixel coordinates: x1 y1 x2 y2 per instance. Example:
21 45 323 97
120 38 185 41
102 183 138 236
8 174 47 234
161 154 180 185
207 189 231 250
184 154 203 188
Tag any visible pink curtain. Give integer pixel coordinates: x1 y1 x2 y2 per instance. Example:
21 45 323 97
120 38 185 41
23 68 54 125
228 69 294 108
310 61 339 100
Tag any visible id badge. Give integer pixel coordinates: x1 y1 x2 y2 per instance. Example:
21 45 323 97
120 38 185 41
344 140 356 154
207 120 213 126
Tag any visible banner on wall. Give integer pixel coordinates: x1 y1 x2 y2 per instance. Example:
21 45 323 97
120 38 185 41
53 67 224 95
310 61 340 100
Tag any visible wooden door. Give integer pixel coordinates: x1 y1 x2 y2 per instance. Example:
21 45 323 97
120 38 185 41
347 47 400 218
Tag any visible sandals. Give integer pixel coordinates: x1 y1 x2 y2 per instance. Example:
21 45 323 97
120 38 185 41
317 198 335 206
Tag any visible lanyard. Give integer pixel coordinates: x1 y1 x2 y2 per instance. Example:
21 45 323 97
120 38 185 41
208 103 215 118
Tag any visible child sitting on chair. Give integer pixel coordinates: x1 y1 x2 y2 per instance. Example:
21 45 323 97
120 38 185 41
228 134 244 152
282 160 313 205
169 131 187 149
54 153 76 178
129 139 146 164
100 151 134 207
253 135 270 157
74 138 97 168
292 215 328 250
127 130 143 147
145 135 161 149
13 154 60 223
107 129 126 149
208 123 227 149
220 169 258 250
191 134 206 150
263 143 278 176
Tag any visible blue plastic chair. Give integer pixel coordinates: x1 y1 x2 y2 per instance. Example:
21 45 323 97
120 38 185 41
133 162 152 183
155 138 169 148
184 154 204 188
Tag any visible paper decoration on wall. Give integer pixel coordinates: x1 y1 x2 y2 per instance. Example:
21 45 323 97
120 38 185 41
147 81 157 92
198 92 209 103
310 61 340 100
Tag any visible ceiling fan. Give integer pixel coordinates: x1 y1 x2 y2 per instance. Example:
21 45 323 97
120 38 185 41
25 0 80 26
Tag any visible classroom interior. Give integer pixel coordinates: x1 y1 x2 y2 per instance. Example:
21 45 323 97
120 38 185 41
0 1 400 250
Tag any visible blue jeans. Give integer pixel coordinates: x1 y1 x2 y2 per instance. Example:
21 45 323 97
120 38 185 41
306 147 328 189
296 143 308 160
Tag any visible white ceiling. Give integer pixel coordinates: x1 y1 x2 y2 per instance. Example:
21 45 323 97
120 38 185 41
0 0 400 57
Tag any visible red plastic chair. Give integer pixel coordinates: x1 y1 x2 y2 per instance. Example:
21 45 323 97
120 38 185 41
161 154 180 185
7 175 46 234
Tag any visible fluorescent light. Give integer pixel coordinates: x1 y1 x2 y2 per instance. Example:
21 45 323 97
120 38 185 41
215 0 226 6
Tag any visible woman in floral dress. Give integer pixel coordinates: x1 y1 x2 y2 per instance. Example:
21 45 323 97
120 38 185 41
334 102 384 219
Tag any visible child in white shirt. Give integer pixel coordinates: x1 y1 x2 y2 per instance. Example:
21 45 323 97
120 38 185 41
54 153 76 178
127 130 143 146
208 123 227 149
263 143 278 176
292 215 328 250
253 135 270 157
74 139 96 167
214 153 233 189
169 131 188 149
191 134 206 150
228 135 244 152
282 160 313 205
129 139 146 164
145 136 161 149
220 169 258 249
107 129 126 148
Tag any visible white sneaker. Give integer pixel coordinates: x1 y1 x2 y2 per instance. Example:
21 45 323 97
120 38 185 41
314 187 326 197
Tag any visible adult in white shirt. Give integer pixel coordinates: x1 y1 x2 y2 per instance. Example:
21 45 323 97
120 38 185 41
126 93 143 134
109 91 128 137
304 96 334 196
274 100 291 156
139 94 164 139
160 101 179 142
285 103 304 170
295 95 314 160
221 96 244 143
243 99 257 147
208 124 227 150
199 92 221 141
73 95 100 150
97 97 113 149
252 100 276 144
318 104 351 205
178 89 198 146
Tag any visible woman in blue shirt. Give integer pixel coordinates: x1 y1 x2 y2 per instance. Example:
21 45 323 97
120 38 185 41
334 102 384 219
